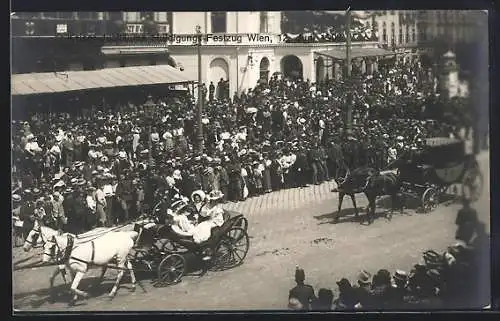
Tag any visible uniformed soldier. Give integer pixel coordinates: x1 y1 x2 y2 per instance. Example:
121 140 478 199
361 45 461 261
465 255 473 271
289 267 317 311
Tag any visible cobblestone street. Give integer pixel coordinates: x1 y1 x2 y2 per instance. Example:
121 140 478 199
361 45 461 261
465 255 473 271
13 151 489 311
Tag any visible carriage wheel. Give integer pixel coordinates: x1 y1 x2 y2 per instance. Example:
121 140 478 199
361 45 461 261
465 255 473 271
152 201 163 217
421 188 439 213
155 253 186 287
211 227 250 271
234 216 248 232
462 168 484 202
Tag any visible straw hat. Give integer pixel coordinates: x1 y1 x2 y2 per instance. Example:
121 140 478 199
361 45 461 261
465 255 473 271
357 270 372 285
207 190 224 201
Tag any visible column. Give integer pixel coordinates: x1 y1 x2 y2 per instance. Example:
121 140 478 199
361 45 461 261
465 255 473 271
361 59 367 74
367 59 373 75
373 58 379 73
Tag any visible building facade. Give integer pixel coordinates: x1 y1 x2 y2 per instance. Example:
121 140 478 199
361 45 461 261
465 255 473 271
12 11 385 95
417 10 481 45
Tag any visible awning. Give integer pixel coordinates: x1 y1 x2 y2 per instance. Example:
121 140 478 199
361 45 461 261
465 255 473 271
11 65 195 96
315 47 395 60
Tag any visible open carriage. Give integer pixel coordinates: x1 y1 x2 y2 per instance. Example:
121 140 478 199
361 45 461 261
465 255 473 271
130 210 250 287
396 137 483 212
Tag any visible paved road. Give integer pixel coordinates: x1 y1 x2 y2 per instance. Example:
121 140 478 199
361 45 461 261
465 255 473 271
12 151 490 311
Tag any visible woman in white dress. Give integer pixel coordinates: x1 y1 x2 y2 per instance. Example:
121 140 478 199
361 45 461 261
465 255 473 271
171 190 225 244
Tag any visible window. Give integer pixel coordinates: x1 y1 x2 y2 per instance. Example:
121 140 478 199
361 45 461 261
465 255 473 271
157 24 170 34
399 25 403 44
211 12 226 33
154 12 168 22
124 12 140 22
260 12 268 33
412 27 416 42
382 22 387 42
126 24 144 34
140 12 154 21
406 25 410 43
391 22 395 44
390 11 395 15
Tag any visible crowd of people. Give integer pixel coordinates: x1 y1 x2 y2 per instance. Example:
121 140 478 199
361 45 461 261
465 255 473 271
281 26 378 43
288 200 489 310
281 11 379 43
12 56 473 239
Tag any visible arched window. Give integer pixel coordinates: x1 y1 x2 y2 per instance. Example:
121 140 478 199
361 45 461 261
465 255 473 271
391 22 395 44
260 12 268 33
382 22 387 43
211 12 226 33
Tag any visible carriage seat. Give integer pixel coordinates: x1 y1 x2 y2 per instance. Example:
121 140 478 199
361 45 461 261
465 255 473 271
168 215 238 249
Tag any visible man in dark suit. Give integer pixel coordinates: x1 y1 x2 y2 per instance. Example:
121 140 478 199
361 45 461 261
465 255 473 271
115 169 135 222
289 267 317 311
209 82 215 102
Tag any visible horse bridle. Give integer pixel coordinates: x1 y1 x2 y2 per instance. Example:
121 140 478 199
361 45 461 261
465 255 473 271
43 234 74 264
24 224 46 247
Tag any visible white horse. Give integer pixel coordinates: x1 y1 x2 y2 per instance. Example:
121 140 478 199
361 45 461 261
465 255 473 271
42 231 139 305
23 220 62 252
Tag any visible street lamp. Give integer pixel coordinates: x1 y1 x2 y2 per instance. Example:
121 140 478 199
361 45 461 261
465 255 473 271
144 95 155 161
344 8 353 137
196 25 204 153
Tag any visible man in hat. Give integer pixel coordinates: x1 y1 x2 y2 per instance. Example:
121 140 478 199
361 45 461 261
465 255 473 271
388 270 410 309
85 186 98 230
455 198 478 232
353 270 374 309
115 169 135 223
19 190 36 238
289 267 316 311
334 278 358 310
95 178 107 227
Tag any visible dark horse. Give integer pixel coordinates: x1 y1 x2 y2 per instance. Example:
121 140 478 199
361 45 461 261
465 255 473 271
331 164 404 225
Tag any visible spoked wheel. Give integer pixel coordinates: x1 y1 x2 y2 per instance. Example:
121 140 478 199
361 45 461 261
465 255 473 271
210 227 249 271
151 201 164 217
421 187 439 213
234 216 248 232
155 253 186 287
462 167 484 202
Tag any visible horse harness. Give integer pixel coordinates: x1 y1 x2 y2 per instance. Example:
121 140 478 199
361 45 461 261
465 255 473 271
52 234 96 266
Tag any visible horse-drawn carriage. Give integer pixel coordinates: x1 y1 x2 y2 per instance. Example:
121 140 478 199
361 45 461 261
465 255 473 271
396 137 483 212
21 195 249 305
131 209 250 287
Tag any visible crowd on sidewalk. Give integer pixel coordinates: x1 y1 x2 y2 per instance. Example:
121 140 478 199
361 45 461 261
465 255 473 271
12 58 473 238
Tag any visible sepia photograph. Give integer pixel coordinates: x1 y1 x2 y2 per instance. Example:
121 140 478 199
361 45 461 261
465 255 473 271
11 10 490 311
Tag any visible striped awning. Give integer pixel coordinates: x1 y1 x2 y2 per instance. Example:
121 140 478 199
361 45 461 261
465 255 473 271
315 47 395 60
11 65 195 96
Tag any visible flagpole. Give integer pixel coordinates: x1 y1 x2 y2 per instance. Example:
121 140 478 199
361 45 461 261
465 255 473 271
345 8 353 137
